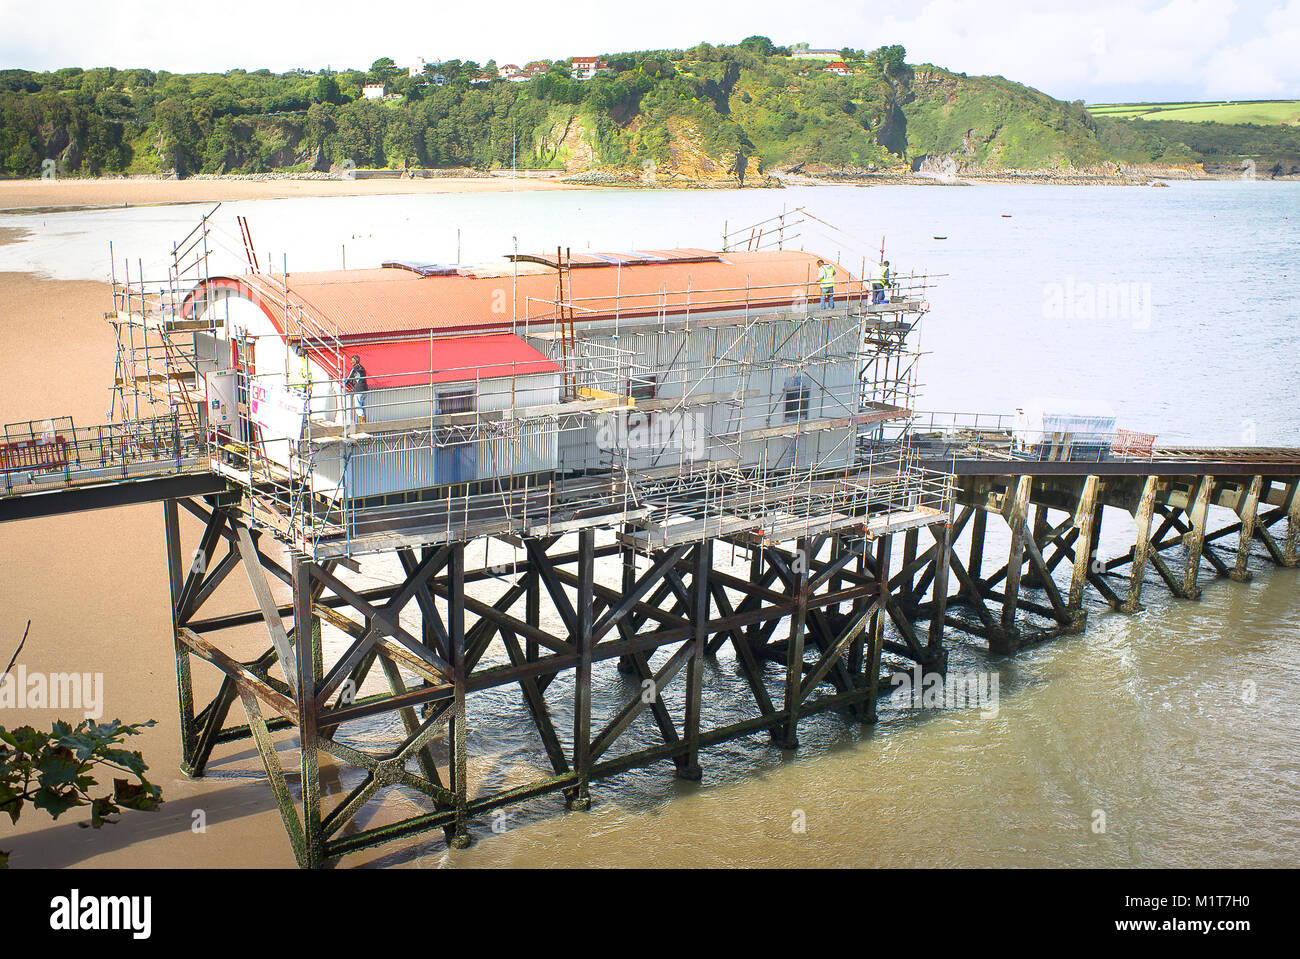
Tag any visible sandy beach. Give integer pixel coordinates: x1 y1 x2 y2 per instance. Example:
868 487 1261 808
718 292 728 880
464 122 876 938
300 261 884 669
0 269 307 868
0 174 579 213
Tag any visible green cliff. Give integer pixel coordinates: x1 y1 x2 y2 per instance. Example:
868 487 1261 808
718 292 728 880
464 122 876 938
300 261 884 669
2 41 1297 182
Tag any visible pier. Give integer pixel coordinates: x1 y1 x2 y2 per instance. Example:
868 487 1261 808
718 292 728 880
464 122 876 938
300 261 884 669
1 209 1297 867
917 431 1300 654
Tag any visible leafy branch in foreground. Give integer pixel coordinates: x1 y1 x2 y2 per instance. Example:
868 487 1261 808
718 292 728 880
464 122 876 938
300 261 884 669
2 620 28 679
0 718 163 867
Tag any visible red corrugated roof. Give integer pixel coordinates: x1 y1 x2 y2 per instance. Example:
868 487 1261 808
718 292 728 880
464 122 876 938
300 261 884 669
331 334 560 389
512 248 720 269
189 249 856 340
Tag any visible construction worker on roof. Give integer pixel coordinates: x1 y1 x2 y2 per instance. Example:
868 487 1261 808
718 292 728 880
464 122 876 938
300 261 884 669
873 260 893 304
816 259 836 310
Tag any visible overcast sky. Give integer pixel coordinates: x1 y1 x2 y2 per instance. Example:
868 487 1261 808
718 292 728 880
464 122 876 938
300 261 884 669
1 0 1296 103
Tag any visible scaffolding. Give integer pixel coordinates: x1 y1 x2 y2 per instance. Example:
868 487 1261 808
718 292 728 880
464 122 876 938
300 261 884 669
108 205 227 434
98 209 951 565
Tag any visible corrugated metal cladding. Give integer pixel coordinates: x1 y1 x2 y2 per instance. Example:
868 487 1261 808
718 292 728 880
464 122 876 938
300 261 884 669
355 373 558 423
310 373 560 499
554 312 863 474
318 426 559 500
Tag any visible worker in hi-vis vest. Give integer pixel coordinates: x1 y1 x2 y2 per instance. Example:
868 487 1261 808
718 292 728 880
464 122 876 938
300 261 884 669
816 259 836 310
873 260 892 304
292 344 313 398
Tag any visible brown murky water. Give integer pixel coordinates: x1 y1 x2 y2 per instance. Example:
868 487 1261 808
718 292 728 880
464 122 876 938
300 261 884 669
339 544 1300 869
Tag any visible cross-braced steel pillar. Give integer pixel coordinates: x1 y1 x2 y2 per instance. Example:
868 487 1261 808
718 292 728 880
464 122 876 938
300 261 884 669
163 496 939 866
159 459 1300 866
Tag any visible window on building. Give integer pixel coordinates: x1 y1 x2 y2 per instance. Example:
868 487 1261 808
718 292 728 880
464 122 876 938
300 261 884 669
630 375 658 403
783 377 811 422
437 388 477 415
436 387 477 473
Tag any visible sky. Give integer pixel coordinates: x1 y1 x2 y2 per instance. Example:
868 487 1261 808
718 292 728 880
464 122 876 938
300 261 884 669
1 0 1297 103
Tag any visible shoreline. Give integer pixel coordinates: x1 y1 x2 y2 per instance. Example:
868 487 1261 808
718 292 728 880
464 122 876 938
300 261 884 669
779 166 1299 188
0 173 584 213
4 165 1291 213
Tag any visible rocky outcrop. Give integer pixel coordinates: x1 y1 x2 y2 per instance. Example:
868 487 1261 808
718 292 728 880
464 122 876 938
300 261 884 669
785 156 1230 187
562 117 780 189
57 140 83 175
561 169 644 186
308 141 330 173
1203 158 1300 179
535 114 596 172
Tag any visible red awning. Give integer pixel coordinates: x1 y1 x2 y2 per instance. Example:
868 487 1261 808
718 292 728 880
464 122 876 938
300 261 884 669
322 333 560 389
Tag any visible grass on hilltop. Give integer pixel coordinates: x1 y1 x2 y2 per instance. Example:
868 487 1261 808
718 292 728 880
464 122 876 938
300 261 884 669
1089 100 1300 126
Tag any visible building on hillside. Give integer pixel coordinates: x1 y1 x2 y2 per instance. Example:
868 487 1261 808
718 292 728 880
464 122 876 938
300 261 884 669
409 58 427 78
570 56 607 80
523 60 551 79
361 83 386 100
792 48 842 60
498 63 522 80
824 61 853 76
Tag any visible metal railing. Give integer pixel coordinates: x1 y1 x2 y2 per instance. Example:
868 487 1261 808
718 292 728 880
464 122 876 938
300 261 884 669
1 412 204 496
520 273 933 332
908 411 1159 464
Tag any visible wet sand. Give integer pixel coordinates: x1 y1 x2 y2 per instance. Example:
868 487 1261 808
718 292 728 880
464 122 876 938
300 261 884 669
0 271 300 868
0 174 579 213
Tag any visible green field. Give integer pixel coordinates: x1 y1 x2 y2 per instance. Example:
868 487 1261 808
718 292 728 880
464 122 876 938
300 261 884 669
1089 100 1300 126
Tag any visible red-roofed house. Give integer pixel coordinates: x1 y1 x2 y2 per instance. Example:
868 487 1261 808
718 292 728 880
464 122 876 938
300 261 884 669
570 56 607 80
824 61 853 76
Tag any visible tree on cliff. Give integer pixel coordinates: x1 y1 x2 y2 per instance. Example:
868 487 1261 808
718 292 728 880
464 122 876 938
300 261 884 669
872 45 907 76
309 73 343 106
